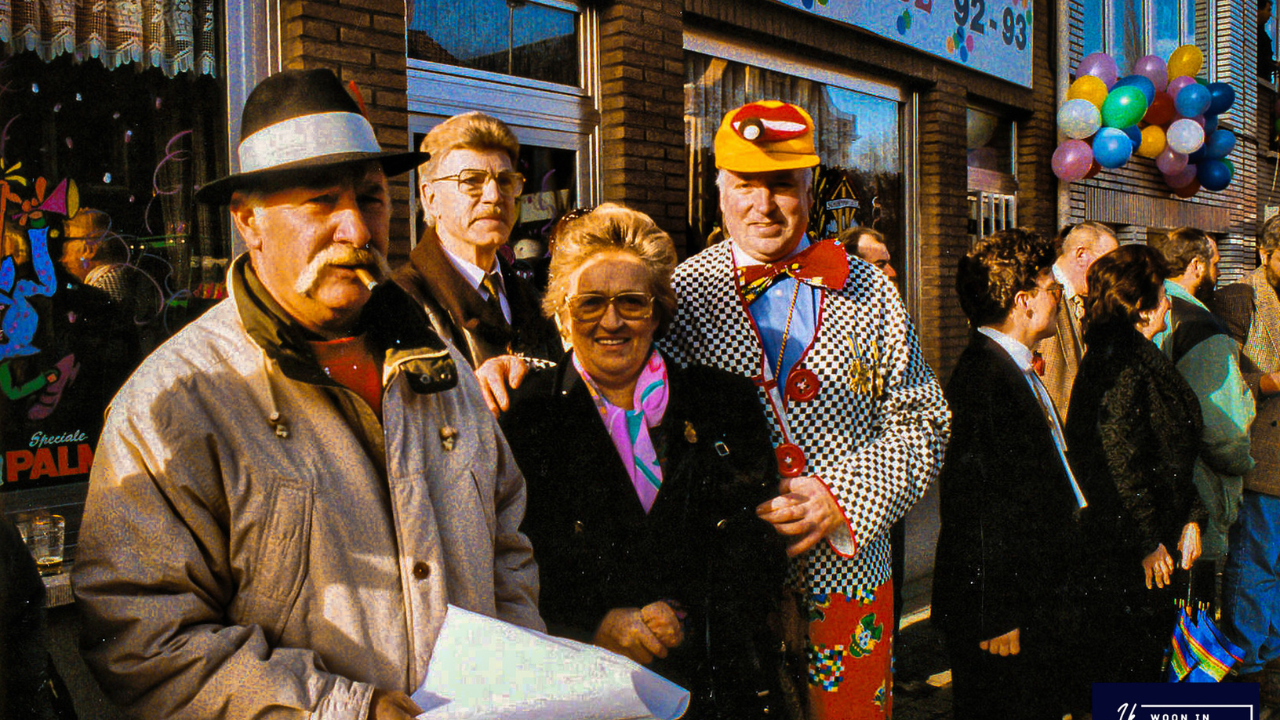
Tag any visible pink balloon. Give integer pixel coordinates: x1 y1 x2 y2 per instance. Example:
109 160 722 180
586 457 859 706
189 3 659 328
1077 52 1119 88
1165 163 1198 188
1156 147 1189 175
1132 54 1169 92
1166 75 1197 103
1053 140 1095 182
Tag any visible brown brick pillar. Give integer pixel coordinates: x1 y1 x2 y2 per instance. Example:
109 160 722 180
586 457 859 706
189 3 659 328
597 0 687 252
279 0 414 260
1017 1 1058 238
917 79 971 381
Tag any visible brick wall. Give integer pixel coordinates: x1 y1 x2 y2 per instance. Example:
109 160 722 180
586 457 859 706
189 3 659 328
279 0 414 261
1017 0 1059 239
597 0 687 252
917 79 973 380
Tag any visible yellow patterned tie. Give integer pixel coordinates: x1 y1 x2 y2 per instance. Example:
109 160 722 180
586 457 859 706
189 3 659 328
481 271 505 320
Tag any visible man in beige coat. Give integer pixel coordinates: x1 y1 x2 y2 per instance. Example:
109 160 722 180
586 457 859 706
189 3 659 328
1036 221 1118 419
72 70 541 720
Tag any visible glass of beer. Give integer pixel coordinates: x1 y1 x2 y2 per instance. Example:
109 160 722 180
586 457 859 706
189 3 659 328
29 514 65 574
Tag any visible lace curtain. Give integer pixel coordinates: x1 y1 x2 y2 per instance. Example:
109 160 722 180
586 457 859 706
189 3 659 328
0 0 217 77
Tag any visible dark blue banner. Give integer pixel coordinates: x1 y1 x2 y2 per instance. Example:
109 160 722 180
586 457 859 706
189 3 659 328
1093 683 1259 720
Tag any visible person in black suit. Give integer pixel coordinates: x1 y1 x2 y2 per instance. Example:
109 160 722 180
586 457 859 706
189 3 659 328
932 228 1086 720
500 204 789 720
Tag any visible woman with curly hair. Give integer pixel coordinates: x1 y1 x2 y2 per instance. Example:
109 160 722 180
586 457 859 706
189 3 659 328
1065 243 1205 684
933 228 1086 719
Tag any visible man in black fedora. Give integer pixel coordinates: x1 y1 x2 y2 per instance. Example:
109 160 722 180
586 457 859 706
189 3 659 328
72 69 543 720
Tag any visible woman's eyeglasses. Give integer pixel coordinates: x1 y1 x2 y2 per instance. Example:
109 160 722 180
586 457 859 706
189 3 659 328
565 292 654 322
431 169 525 197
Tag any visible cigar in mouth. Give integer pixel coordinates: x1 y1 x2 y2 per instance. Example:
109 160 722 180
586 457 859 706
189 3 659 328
354 267 378 291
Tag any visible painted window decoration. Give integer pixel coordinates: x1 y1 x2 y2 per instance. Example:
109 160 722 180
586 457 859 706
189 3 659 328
1 10 228 492
407 0 581 88
1080 0 1206 82
685 53 904 263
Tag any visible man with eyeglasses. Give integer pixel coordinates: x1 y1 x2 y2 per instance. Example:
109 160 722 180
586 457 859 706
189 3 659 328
662 101 949 718
396 112 559 371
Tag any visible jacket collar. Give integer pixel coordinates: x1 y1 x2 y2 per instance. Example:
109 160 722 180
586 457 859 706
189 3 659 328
229 253 458 393
1165 278 1207 311
408 234 515 346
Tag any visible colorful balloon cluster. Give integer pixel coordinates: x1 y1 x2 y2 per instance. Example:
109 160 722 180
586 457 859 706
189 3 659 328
1053 45 1238 197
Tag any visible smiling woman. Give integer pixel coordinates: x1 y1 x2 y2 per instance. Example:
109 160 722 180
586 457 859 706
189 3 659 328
501 204 790 719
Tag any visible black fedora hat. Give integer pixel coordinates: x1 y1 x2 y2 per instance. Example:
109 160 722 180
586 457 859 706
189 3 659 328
195 69 428 205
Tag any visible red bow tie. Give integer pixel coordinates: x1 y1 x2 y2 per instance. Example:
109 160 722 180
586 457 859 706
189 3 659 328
735 239 850 303
1031 351 1046 376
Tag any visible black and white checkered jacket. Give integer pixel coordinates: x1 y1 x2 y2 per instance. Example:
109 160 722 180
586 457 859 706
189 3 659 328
660 239 950 597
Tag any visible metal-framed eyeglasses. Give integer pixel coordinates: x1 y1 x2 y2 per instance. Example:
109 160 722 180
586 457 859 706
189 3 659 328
431 169 525 197
564 291 654 323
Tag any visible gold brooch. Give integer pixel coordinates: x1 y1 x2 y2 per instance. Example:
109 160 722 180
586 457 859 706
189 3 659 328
847 334 885 399
684 421 698 444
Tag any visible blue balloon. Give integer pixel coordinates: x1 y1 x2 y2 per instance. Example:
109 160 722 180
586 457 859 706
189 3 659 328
1176 84 1211 119
1207 82 1235 115
1114 74 1156 106
1197 158 1232 191
1094 127 1134 168
1203 129 1236 159
1203 115 1219 134
1188 148 1207 164
1123 125 1143 149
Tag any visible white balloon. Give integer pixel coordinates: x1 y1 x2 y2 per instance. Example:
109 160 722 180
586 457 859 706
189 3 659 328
1166 118 1205 155
1058 99 1102 140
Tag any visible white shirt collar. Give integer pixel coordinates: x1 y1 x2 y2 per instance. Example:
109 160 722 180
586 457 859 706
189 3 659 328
977 326 1034 372
729 234 811 269
1052 263 1080 301
441 245 500 296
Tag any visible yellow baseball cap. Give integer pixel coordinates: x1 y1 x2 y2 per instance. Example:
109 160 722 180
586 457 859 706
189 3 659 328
714 101 819 173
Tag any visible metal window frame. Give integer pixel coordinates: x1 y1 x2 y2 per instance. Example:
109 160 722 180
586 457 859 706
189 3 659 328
1093 0 1206 66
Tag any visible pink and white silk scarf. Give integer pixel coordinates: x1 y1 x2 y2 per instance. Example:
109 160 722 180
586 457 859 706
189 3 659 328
573 350 669 513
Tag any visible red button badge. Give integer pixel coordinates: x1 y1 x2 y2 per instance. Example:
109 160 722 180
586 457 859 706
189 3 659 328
785 368 820 402
775 443 807 478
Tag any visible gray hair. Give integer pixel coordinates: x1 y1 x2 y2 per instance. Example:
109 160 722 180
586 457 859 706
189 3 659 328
715 167 814 194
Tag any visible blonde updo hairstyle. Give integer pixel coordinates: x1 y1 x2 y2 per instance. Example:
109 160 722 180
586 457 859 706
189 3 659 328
542 203 678 338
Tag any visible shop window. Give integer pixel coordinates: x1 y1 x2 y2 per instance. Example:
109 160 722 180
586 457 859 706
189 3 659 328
1 3 227 517
1081 0 1207 78
966 107 1017 242
685 51 904 265
408 0 580 88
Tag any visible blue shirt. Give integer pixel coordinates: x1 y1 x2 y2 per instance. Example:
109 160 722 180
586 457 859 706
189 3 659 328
732 237 819 384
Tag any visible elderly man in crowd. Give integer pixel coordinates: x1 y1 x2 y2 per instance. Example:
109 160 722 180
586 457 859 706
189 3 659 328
1149 227 1254 571
841 226 897 285
662 101 949 719
396 111 559 369
1036 221 1118 418
1215 215 1280 710
72 69 541 720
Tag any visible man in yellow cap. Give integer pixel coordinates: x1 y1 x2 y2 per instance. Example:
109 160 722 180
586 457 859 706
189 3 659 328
660 101 950 719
